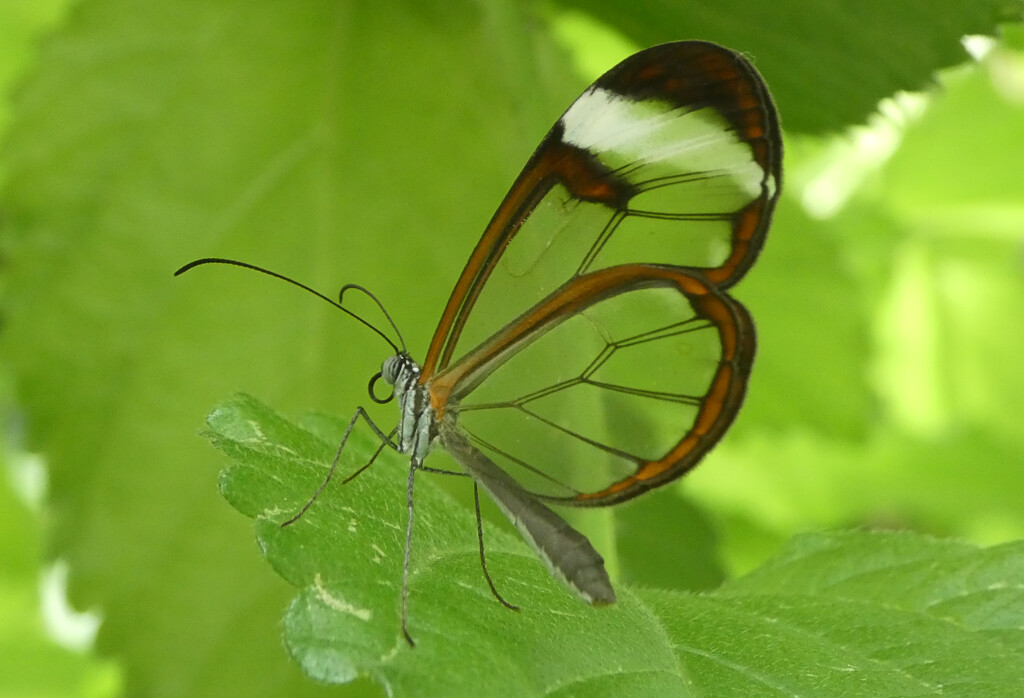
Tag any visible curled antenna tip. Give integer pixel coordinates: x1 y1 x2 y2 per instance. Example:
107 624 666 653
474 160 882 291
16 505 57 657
174 257 230 276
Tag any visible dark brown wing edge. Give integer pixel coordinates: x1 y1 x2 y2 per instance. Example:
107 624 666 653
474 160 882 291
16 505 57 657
597 40 783 289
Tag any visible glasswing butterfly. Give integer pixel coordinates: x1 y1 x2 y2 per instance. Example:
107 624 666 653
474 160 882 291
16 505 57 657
178 40 781 646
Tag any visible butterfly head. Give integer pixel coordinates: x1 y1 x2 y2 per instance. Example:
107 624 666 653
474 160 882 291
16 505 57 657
369 352 419 405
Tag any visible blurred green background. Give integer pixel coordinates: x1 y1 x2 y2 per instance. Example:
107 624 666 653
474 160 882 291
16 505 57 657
1 1 1022 696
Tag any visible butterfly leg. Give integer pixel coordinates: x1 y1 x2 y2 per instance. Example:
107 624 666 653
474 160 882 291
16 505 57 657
417 465 469 476
282 406 398 527
401 458 419 647
473 482 520 612
413 466 519 610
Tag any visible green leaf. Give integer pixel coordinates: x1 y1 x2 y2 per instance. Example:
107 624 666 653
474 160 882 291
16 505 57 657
212 394 1024 695
614 487 725 592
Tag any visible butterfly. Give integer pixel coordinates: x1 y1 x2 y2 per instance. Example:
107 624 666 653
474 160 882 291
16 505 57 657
178 40 781 646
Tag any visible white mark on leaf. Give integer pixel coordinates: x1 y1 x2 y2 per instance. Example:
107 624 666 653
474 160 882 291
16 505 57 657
313 573 372 621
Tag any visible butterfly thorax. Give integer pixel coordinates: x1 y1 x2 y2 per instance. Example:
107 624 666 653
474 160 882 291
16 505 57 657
380 353 437 461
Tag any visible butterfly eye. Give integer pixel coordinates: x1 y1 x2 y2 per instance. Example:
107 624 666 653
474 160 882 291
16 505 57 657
367 356 401 405
381 355 403 384
369 354 407 404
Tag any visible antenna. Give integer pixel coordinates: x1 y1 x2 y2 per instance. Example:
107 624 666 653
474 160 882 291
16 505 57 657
338 283 407 353
174 257 404 354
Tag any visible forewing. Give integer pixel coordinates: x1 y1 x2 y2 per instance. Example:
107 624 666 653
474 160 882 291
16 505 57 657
421 41 780 380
